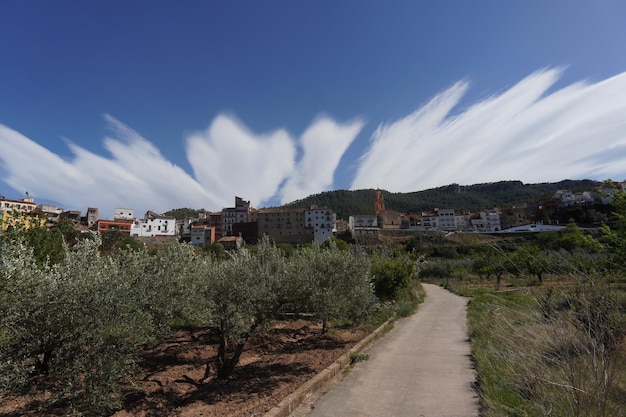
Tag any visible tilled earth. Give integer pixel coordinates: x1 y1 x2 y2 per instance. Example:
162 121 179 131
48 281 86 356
1 320 367 417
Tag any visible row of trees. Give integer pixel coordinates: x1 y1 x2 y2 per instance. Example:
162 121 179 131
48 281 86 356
416 218 621 289
1 232 418 415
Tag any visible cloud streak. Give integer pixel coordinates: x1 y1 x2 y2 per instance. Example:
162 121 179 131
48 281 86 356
0 114 363 217
1 68 626 218
352 68 626 191
0 116 218 217
185 114 296 208
279 115 365 204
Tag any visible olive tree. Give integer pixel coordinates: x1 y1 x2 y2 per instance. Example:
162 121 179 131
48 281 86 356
0 236 203 415
201 238 289 380
0 237 50 395
602 189 626 270
290 243 376 333
511 245 550 283
371 255 416 300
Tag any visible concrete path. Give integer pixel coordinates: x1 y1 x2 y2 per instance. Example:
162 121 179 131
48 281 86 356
302 283 478 417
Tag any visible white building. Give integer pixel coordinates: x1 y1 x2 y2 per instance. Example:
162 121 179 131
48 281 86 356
130 211 176 237
114 208 135 221
35 204 63 223
455 214 471 231
305 208 336 244
437 209 456 231
553 189 594 206
1 197 37 215
471 210 502 232
348 214 378 237
190 225 215 247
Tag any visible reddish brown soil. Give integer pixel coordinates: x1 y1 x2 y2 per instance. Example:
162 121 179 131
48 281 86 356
1 320 367 417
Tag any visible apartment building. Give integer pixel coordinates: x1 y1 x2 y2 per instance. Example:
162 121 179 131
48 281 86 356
420 211 439 230
553 190 594 206
130 211 176 237
437 209 456 231
190 225 216 247
114 208 135 221
34 204 62 223
59 210 81 225
305 207 336 243
471 209 502 232
348 214 378 242
222 196 253 236
0 197 50 230
257 208 312 244
85 207 99 227
1 197 36 215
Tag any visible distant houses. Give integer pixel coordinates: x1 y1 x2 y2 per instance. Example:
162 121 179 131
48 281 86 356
346 183 625 241
0 197 44 230
1 179 624 244
183 197 336 247
130 211 176 237
190 225 216 247
553 181 626 207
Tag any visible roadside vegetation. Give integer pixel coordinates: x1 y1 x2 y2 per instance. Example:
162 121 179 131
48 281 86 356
419 190 626 417
0 227 420 415
5 188 623 416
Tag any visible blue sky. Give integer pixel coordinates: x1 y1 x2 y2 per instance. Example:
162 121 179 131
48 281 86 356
2 1 626 217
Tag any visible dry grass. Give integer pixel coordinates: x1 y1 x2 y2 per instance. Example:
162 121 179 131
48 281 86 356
466 279 626 417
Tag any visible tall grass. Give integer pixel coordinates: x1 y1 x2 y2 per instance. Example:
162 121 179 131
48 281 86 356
467 281 626 417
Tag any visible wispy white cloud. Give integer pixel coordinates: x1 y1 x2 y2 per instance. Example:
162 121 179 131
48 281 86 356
0 113 362 216
2 68 625 218
0 116 216 217
185 114 296 208
352 68 626 191
185 113 364 207
278 115 365 204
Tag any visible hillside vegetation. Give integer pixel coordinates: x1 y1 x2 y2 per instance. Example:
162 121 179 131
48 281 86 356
283 179 601 218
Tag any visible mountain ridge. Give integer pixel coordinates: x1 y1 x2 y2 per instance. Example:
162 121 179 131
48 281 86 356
281 179 603 219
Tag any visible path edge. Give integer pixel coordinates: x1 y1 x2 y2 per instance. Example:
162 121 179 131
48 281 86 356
262 318 395 417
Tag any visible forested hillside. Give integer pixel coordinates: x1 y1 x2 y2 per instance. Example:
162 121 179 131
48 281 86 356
283 180 601 219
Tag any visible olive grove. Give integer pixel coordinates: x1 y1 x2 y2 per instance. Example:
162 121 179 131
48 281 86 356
0 233 379 415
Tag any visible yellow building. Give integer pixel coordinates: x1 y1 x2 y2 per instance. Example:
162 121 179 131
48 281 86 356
0 197 46 231
0 210 47 231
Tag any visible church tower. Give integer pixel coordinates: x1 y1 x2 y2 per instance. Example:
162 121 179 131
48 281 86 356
375 188 385 215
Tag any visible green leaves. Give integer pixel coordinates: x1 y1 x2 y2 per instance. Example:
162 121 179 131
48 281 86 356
1 233 379 409
290 243 376 333
0 237 204 414
371 255 415 300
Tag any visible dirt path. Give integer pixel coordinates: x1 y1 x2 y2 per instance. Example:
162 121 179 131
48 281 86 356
300 283 479 417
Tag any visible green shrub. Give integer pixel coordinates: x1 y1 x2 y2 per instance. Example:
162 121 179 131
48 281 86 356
349 352 369 364
371 256 415 300
0 238 205 415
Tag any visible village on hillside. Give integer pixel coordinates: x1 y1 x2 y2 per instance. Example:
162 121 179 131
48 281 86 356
1 181 624 247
